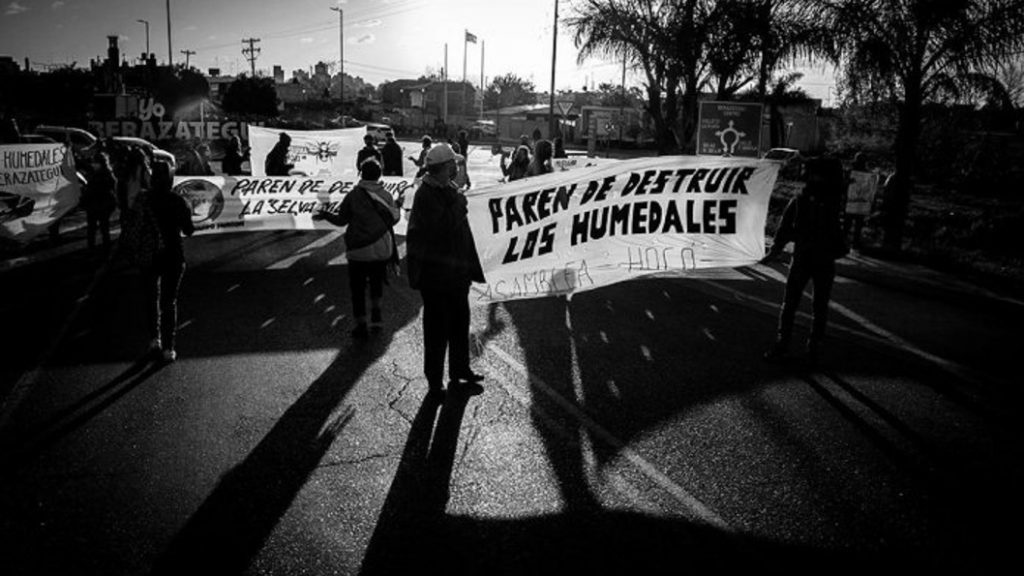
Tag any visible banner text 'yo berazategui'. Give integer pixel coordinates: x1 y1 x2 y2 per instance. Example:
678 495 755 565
467 156 779 303
0 143 80 242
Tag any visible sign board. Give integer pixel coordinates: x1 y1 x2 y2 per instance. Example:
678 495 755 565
697 101 764 157
556 101 574 117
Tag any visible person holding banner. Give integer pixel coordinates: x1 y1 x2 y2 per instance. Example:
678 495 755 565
313 159 400 339
381 131 404 177
356 134 382 171
265 132 295 176
527 139 554 177
406 143 486 396
762 157 847 363
500 145 531 182
408 136 432 178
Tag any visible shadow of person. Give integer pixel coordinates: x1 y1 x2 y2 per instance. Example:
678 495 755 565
360 388 477 576
152 275 419 575
2 354 164 473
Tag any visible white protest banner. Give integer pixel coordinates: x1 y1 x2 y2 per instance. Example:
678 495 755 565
1 143 81 242
846 170 879 216
248 126 366 179
467 156 779 304
172 174 416 235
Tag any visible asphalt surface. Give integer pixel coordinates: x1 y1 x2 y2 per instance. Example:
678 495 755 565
1 148 1022 575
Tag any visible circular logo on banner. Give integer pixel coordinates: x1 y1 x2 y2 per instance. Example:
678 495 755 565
174 179 224 223
0 191 35 224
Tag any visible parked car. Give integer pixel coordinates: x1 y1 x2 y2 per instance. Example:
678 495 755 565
32 125 98 159
363 122 392 143
107 136 177 170
20 134 58 144
470 120 497 138
762 147 802 180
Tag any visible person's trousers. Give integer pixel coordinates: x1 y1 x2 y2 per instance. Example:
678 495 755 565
348 260 386 320
87 211 111 248
420 286 471 387
143 257 186 350
777 257 835 348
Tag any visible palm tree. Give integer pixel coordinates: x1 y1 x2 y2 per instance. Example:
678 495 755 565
806 0 1024 250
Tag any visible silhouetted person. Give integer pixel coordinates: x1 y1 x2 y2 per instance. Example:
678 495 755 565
381 131 403 176
406 143 486 396
221 135 247 176
144 161 195 362
265 132 294 176
356 133 382 171
456 129 469 161
313 160 400 339
527 139 554 177
83 151 117 250
553 136 568 159
500 145 530 182
762 157 846 363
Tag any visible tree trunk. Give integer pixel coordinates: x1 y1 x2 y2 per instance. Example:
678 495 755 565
884 82 922 251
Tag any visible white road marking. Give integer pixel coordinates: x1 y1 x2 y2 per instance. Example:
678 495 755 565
266 231 343 269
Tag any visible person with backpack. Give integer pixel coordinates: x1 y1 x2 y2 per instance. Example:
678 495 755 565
312 159 401 339
141 161 195 361
762 157 847 363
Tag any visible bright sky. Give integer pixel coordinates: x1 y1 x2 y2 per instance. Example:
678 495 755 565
0 0 836 103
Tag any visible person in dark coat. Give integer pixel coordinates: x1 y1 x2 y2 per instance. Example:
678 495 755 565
221 135 247 176
381 131 404 176
527 139 554 177
144 161 195 362
265 132 294 176
83 152 118 250
762 157 847 363
356 133 382 172
456 129 470 161
406 143 486 396
500 145 531 182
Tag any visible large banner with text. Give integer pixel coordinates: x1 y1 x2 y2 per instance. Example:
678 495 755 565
466 156 779 303
0 143 81 242
172 174 416 235
248 126 366 179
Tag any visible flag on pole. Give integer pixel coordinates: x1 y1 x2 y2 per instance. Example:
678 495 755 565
465 30 477 43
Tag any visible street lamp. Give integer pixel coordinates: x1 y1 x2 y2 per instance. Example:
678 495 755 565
137 19 150 57
330 4 344 113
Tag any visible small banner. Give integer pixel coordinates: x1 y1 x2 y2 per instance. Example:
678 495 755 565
0 143 81 242
172 175 416 235
248 126 367 179
845 170 879 216
467 156 779 304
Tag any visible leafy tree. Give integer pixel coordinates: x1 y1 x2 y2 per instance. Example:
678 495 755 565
222 75 279 118
806 0 1024 250
483 73 537 109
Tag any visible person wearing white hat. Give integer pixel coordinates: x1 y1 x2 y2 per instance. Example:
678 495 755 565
406 143 486 397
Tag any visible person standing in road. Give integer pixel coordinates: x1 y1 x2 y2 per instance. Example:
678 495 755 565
265 132 295 176
221 135 247 176
527 139 554 177
500 145 531 182
356 133 382 172
762 157 847 363
381 131 404 176
456 129 470 161
144 161 195 362
553 137 568 159
83 151 118 251
406 143 486 396
313 159 400 339
408 135 432 178
451 143 471 191
118 147 151 228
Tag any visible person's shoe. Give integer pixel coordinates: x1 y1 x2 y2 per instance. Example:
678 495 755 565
161 349 177 362
351 323 369 339
454 371 485 384
149 338 162 352
426 386 446 401
451 380 484 397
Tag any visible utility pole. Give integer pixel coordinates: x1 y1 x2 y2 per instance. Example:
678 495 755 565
137 19 150 57
166 0 172 66
242 38 261 77
330 5 344 115
180 49 195 70
443 43 448 127
548 0 558 138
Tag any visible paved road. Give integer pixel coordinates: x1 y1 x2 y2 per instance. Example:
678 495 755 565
1 155 1022 574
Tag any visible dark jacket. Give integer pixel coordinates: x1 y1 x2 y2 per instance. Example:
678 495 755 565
381 140 403 176
770 186 844 262
356 145 382 171
406 176 485 292
84 169 117 216
222 146 246 176
150 191 195 263
265 142 293 176
321 182 399 253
